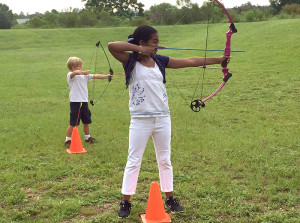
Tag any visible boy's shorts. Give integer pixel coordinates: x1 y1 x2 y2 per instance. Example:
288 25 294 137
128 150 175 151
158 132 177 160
69 102 92 126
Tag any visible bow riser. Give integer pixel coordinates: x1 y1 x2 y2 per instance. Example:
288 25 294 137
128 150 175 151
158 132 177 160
224 30 233 57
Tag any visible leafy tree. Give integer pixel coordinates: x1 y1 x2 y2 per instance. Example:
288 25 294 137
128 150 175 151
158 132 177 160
148 3 179 25
199 1 225 23
233 1 256 14
27 17 46 28
79 10 98 27
83 0 144 18
244 10 255 22
242 8 265 22
97 10 125 27
228 9 241 23
59 9 79 28
17 11 26 19
43 11 60 28
269 0 300 13
178 3 202 24
51 9 59 14
0 3 16 29
176 0 191 7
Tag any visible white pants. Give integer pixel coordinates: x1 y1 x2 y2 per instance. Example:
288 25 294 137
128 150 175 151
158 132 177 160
121 116 173 195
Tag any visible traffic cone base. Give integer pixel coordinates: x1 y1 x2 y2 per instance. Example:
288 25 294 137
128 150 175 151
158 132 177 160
66 127 87 154
141 181 171 223
66 148 87 154
140 213 171 223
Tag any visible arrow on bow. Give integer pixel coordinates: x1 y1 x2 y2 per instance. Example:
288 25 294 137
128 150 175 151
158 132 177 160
157 46 244 53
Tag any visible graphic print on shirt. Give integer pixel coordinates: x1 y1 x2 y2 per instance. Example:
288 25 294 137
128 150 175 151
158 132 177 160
130 83 146 106
163 93 168 105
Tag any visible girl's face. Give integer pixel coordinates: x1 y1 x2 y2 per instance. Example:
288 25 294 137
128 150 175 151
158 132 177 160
141 32 159 56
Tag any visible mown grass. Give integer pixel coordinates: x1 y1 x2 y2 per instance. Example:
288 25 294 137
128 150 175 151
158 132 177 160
0 19 299 222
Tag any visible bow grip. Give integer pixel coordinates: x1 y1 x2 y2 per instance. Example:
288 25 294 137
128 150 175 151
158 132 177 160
222 30 233 67
221 58 228 67
108 68 113 82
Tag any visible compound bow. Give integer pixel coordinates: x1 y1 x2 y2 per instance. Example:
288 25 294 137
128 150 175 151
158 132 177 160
190 0 238 112
89 41 114 106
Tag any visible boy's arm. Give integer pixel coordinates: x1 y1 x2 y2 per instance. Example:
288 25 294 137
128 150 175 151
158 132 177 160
167 55 230 69
92 74 113 80
70 70 90 79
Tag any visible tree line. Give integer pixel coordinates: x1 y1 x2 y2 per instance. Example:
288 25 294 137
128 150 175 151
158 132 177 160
1 0 300 29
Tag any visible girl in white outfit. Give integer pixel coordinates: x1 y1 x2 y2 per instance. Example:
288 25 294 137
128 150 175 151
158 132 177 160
108 25 230 218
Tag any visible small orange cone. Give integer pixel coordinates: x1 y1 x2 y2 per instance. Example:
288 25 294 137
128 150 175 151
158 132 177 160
66 127 87 154
140 181 171 223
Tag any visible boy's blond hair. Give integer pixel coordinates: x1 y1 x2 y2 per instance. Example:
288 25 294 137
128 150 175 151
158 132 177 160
67 57 83 71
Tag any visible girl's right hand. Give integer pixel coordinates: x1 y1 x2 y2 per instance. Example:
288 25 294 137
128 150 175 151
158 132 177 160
140 45 156 56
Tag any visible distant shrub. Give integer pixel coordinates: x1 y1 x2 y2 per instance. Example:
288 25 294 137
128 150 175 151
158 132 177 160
148 3 179 25
277 13 296 19
242 9 266 22
281 4 300 15
79 10 97 27
12 23 27 29
59 11 79 28
244 10 255 22
96 10 124 27
254 9 265 21
27 17 46 28
43 12 59 28
130 17 150 26
228 9 241 23
264 8 272 19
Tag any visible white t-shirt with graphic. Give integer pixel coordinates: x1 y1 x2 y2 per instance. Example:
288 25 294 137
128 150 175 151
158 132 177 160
129 62 170 117
67 72 93 102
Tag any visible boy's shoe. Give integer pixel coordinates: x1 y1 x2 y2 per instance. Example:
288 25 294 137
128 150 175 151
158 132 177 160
64 140 71 147
85 137 96 144
118 200 132 218
165 196 183 212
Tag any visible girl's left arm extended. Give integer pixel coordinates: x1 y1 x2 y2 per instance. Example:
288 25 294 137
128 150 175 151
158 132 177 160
167 55 230 69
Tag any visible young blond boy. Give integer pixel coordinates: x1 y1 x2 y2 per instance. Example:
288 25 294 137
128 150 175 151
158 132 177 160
64 57 112 146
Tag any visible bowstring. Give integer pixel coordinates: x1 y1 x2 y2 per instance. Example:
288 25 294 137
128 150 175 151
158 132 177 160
163 2 214 108
163 12 191 107
98 41 113 72
88 47 97 103
191 1 213 102
93 45 100 104
92 40 113 106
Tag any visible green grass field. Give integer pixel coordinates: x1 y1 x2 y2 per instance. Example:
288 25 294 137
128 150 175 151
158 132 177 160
0 19 299 222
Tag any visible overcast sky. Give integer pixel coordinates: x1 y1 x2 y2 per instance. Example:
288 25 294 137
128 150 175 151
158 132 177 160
1 0 270 14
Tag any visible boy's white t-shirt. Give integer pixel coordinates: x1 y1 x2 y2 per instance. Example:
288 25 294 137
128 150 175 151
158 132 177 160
67 72 93 102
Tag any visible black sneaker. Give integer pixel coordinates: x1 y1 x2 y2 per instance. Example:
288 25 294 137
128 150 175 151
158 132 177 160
85 137 96 144
118 200 132 218
165 196 183 212
64 140 71 147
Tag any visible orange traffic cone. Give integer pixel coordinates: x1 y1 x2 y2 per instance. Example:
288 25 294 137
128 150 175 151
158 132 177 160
140 181 171 223
66 127 87 154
